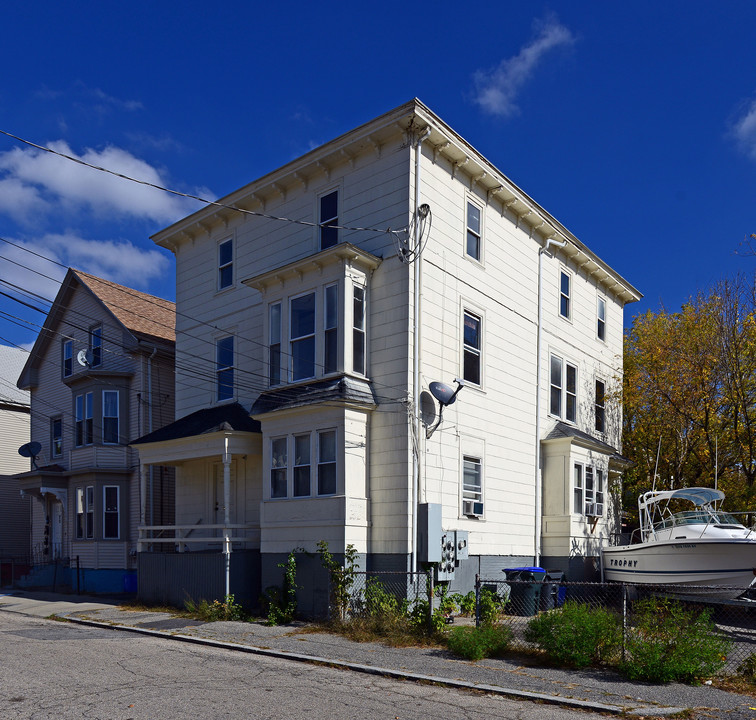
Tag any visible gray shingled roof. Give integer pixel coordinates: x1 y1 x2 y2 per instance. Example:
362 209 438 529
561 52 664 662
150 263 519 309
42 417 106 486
251 376 376 415
132 402 260 445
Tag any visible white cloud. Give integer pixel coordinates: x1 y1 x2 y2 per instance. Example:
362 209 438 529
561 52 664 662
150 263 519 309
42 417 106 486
0 233 169 309
731 98 756 160
0 177 47 222
473 18 575 117
0 142 204 225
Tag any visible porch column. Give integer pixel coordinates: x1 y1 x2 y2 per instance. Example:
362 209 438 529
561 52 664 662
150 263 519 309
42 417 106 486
222 437 232 597
139 463 148 552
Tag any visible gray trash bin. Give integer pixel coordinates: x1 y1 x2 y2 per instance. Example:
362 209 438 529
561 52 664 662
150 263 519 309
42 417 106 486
505 567 545 616
540 570 564 611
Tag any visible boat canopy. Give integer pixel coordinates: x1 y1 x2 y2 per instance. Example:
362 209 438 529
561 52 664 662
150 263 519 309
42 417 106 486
640 487 725 507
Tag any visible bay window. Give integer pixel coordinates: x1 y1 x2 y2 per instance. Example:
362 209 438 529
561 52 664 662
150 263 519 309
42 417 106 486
103 485 120 539
353 285 365 375
291 292 316 381
271 437 288 498
102 390 119 444
317 430 337 495
324 285 338 375
293 434 311 497
269 303 281 386
75 392 93 446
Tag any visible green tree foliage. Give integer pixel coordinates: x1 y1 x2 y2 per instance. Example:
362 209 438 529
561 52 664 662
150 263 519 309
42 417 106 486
622 275 756 520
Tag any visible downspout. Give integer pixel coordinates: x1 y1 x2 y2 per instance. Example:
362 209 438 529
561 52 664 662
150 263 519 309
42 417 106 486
223 436 232 597
535 237 566 566
411 124 431 575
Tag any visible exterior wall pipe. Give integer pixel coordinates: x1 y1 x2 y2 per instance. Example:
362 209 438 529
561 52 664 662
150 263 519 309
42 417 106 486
412 125 431 574
223 436 232 597
535 237 566 566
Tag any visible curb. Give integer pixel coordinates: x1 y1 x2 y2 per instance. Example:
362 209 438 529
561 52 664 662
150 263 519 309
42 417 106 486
61 615 685 717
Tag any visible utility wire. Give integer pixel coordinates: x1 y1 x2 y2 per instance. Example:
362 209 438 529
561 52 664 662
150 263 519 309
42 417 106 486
0 129 408 240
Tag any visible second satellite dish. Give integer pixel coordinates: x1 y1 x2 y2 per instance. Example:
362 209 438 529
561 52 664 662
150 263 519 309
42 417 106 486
77 349 93 367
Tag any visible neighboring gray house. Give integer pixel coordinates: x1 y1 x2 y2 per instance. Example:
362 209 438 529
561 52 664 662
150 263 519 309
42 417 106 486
15 269 175 593
133 99 641 612
0 344 31 577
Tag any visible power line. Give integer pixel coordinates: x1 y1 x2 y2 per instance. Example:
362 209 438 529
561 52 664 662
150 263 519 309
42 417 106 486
0 129 409 240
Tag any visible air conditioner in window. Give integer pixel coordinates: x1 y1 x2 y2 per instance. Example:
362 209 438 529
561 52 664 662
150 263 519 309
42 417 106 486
462 500 484 517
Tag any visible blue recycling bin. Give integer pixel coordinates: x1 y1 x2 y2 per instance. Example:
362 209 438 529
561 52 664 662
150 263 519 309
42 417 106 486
505 567 545 616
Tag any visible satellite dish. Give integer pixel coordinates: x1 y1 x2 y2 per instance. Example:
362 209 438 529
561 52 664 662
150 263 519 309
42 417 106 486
419 391 437 427
429 381 458 407
426 379 465 438
77 349 93 367
18 441 42 470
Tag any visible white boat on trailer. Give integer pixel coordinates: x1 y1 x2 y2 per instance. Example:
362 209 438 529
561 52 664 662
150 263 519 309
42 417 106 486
601 487 756 599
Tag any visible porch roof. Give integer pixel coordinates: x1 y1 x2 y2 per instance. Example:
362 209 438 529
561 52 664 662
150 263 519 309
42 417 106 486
132 402 261 445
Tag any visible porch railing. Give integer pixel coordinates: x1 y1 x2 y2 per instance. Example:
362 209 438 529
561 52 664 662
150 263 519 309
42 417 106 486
137 524 260 552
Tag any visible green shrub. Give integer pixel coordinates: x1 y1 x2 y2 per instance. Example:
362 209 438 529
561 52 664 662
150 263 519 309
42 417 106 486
622 598 731 684
737 653 756 684
263 549 299 625
185 594 245 622
479 587 507 625
447 624 513 661
452 591 476 616
525 601 621 668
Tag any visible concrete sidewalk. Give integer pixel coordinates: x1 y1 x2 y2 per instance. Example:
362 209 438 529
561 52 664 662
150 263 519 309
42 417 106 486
2 590 754 719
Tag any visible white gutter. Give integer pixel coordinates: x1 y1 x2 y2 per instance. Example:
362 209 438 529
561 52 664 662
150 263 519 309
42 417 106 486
411 125 431 574
535 237 566 566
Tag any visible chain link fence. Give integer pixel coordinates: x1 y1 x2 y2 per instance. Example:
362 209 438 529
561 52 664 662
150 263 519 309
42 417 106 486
473 575 756 673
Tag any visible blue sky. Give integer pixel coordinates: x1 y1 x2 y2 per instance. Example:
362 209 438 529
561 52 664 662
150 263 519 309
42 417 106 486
1 1 756 350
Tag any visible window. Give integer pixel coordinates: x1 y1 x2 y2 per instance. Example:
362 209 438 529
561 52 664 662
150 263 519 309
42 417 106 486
597 296 606 341
102 391 119 444
324 285 338 375
463 311 481 385
216 335 234 401
51 417 62 458
90 325 102 366
103 486 119 539
466 201 481 261
293 434 311 497
550 355 577 422
76 486 94 539
559 270 571 319
319 191 338 249
462 455 483 514
595 379 606 433
75 392 93 446
63 339 73 378
353 285 365 375
269 303 281 386
585 467 604 516
270 437 287 498
317 430 337 495
218 238 233 290
291 292 316 381
573 464 583 514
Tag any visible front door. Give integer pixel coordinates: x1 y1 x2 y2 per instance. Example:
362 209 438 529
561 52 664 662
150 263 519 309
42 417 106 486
51 500 63 559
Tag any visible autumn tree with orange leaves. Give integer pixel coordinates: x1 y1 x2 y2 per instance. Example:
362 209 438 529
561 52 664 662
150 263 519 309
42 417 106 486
622 275 756 519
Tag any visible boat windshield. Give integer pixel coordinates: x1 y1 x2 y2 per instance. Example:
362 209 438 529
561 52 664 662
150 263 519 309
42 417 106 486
652 509 744 532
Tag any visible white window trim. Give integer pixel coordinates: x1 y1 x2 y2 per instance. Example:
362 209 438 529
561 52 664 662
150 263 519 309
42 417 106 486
63 339 73 378
270 436 288 499
352 284 366 376
464 197 483 263
317 428 338 496
218 237 234 291
215 334 235 402
102 390 120 444
318 188 339 250
597 295 607 342
90 325 103 367
103 485 120 540
559 268 572 321
289 290 317 382
595 378 606 434
462 308 483 387
461 454 484 518
293 433 312 498
549 353 577 423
